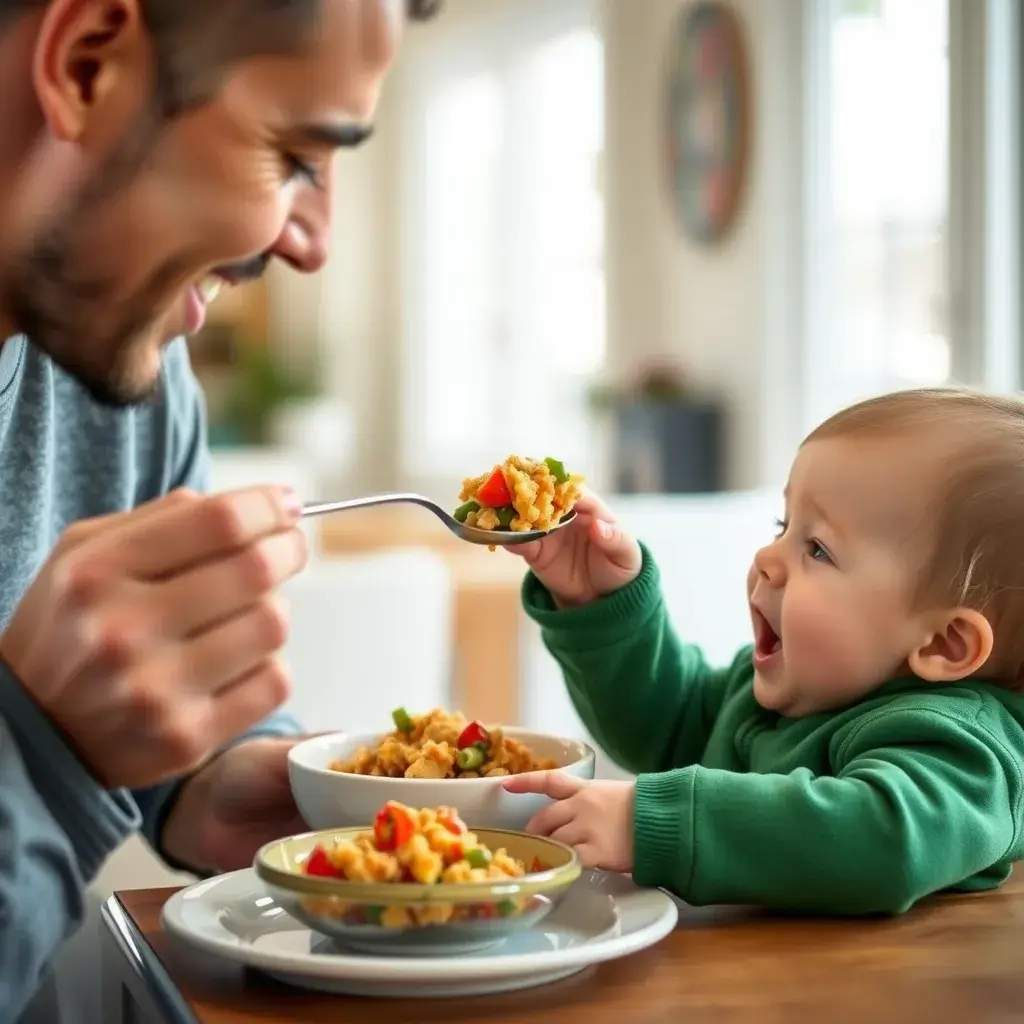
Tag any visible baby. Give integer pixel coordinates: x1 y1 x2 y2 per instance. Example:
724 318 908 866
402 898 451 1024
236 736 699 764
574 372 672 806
504 387 1024 915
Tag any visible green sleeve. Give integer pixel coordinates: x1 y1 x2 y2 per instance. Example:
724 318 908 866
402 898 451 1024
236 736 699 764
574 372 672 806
522 545 749 773
633 707 1023 915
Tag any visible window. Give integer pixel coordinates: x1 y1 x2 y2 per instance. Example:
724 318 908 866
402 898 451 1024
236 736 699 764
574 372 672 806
802 0 952 429
800 0 1021 433
401 4 605 485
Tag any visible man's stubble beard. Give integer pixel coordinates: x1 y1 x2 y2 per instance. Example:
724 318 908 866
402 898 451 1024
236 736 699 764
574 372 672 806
2 109 194 409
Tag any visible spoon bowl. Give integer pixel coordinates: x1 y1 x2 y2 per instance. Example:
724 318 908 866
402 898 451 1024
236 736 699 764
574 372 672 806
300 493 577 547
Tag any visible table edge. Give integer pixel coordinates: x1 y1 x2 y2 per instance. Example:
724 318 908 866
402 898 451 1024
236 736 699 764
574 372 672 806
101 893 200 1024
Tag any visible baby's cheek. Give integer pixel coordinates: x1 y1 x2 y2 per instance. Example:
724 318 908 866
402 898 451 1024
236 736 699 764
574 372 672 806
784 594 863 678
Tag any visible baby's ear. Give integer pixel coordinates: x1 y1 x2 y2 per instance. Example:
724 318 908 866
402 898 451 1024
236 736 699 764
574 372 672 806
908 608 994 683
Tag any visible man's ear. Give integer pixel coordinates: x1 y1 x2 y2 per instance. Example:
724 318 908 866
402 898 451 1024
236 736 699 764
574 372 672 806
32 0 148 144
908 608 994 683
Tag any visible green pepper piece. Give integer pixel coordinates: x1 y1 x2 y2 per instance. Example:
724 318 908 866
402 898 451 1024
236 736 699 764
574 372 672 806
453 500 480 523
365 905 384 926
391 707 414 733
464 847 492 869
456 746 485 771
497 898 517 917
544 457 569 484
495 505 516 530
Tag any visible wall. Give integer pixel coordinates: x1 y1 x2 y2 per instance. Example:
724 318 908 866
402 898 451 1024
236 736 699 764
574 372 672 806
603 0 804 490
267 0 807 497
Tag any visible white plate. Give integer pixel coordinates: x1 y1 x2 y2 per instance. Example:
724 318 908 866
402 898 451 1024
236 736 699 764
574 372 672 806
162 867 678 998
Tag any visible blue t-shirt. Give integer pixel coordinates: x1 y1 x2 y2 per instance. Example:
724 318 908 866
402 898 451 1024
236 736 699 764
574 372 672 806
0 336 299 1023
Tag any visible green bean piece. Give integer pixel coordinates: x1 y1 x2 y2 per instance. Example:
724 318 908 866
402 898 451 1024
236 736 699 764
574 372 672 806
464 847 492 869
496 505 517 530
391 707 414 733
544 457 570 484
456 746 485 771
453 500 480 523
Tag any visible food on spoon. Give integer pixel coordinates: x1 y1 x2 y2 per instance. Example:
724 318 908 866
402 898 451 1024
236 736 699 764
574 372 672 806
330 707 559 779
454 455 583 535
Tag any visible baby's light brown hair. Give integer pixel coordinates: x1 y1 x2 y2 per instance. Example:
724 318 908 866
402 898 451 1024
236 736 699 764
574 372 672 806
804 386 1024 689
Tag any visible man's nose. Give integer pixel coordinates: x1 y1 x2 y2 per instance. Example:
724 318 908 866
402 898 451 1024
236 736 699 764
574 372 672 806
272 182 332 274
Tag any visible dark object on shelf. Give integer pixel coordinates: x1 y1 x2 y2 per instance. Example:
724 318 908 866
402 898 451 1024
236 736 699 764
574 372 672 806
613 400 723 494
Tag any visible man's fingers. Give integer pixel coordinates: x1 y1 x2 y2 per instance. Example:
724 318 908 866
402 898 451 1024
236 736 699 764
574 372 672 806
201 657 294 748
91 486 302 578
503 770 584 800
176 597 292 693
160 528 306 637
55 488 197 553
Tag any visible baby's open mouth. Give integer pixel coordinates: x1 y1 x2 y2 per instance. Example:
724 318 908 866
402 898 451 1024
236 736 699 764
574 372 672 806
753 609 782 658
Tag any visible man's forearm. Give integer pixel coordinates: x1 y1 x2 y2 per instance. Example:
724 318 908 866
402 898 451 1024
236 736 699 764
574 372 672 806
0 668 141 1018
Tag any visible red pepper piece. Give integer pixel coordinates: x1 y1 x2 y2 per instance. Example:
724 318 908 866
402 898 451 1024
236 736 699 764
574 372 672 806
438 807 468 835
373 802 416 851
456 721 490 750
305 844 339 877
530 856 551 874
476 468 512 508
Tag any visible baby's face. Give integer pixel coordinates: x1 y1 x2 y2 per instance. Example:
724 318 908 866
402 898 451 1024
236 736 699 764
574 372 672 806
746 434 939 717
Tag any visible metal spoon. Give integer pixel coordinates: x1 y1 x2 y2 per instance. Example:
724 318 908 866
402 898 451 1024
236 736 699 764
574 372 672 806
300 492 577 547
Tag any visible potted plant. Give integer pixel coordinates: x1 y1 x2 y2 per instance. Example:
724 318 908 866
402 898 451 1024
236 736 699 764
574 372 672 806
586 362 724 494
219 344 322 446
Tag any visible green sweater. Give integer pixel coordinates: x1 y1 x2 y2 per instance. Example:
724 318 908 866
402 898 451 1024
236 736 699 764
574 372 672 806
522 547 1024 916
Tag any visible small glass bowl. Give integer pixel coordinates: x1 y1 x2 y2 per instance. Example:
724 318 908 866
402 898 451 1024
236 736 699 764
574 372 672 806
254 826 581 956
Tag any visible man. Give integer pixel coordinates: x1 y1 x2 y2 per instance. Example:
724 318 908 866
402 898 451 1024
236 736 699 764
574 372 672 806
0 1 439 1020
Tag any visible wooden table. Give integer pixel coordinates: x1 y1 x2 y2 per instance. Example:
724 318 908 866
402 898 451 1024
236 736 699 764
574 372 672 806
318 507 527 725
102 871 1024 1023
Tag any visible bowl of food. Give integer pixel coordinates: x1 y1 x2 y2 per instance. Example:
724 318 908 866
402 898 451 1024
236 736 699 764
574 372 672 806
254 801 580 955
288 707 596 832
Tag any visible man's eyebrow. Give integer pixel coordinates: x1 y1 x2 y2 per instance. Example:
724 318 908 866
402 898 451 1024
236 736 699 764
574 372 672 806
297 123 375 148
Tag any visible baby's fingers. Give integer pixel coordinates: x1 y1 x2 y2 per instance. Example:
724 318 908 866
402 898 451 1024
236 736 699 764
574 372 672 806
589 517 643 574
503 770 584 799
524 798 575 837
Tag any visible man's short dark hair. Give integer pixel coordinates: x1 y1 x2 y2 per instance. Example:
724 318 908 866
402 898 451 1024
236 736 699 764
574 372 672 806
1 0 440 116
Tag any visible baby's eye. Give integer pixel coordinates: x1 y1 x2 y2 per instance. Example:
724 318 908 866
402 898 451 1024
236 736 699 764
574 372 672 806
773 517 787 538
807 539 833 564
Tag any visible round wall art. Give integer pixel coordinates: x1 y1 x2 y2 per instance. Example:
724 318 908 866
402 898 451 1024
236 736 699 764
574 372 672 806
663 1 752 244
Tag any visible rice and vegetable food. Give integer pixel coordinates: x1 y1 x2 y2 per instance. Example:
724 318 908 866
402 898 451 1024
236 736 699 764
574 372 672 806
454 455 583 534
300 801 549 927
330 707 559 779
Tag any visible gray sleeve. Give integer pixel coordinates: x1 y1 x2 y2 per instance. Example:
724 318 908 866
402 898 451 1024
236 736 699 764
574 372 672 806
132 339 304 871
0 664 140 1021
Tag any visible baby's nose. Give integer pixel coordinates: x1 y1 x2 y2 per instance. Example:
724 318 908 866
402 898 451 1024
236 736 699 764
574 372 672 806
753 543 787 586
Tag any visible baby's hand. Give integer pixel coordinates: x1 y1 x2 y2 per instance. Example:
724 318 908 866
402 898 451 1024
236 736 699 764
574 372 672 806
503 771 635 874
510 492 642 608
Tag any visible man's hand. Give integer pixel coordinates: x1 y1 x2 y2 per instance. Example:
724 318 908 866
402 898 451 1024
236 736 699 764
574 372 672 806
160 736 309 874
0 486 307 789
503 771 636 873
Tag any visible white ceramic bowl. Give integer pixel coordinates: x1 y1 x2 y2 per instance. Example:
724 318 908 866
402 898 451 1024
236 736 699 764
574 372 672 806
288 728 596 832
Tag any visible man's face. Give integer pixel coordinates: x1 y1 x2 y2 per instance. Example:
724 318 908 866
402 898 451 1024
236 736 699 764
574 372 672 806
2 0 398 405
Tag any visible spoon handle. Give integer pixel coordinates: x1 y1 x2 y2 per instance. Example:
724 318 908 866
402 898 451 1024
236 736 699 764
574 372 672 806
300 493 438 518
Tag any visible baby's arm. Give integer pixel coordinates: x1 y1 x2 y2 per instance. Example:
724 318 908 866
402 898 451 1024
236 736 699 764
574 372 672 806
523 545 748 774
633 708 1021 915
